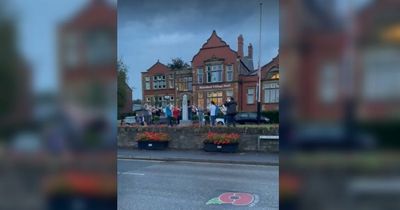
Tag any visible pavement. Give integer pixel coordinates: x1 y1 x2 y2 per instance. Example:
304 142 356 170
118 159 278 210
118 149 279 166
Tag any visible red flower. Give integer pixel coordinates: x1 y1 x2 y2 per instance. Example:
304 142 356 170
136 132 169 142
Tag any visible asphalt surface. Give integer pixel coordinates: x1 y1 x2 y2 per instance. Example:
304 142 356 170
118 149 279 166
118 159 278 210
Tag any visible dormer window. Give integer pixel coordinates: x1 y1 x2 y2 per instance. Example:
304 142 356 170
267 68 279 80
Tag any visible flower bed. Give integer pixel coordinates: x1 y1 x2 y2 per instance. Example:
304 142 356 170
136 132 170 150
203 132 240 153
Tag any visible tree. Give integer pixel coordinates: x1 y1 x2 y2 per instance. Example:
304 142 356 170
117 59 128 116
167 57 190 70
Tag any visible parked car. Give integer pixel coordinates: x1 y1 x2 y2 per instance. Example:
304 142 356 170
123 116 136 125
234 112 270 124
202 117 225 125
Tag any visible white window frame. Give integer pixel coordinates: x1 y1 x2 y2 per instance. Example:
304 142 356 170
247 88 255 104
206 64 223 83
197 68 203 83
226 65 233 81
263 82 279 103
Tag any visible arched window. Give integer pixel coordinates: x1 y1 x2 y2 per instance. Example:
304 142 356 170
267 67 279 80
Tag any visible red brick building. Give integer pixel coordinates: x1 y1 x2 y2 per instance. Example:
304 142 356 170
141 61 179 107
141 30 279 112
192 31 279 112
59 0 116 107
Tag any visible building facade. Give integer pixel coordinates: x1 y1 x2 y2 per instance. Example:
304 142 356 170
141 30 279 112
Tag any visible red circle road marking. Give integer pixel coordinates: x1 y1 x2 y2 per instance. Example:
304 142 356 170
218 192 254 206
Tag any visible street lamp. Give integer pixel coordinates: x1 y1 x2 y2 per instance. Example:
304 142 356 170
257 2 263 124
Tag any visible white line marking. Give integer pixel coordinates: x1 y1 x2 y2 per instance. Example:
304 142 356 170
118 172 145 176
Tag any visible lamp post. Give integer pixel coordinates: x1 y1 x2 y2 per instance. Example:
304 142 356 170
256 2 263 124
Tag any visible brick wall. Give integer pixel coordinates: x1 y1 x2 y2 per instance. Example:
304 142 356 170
118 126 279 152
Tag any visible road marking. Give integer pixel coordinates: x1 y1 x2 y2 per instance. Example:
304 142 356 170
118 171 145 176
206 192 259 207
118 158 164 163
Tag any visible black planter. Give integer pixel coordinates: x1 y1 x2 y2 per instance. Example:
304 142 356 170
203 142 239 153
137 140 169 150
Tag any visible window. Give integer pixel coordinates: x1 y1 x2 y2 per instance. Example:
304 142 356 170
267 68 279 80
206 64 223 83
176 76 192 91
169 74 174 79
170 96 174 100
188 80 192 91
206 91 223 106
169 80 174 88
264 82 279 103
64 32 79 67
198 93 204 109
145 77 151 90
146 97 151 102
226 65 233 81
226 90 233 98
247 88 255 104
86 31 113 65
319 64 337 103
153 75 166 89
197 68 203 83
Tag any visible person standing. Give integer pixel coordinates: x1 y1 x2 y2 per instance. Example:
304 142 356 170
221 104 227 126
165 105 173 127
173 106 180 125
224 97 237 127
209 101 217 126
198 106 205 127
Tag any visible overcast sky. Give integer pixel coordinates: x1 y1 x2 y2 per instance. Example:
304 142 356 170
12 0 116 94
118 0 279 100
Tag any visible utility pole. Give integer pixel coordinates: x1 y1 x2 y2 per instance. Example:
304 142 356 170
257 2 263 124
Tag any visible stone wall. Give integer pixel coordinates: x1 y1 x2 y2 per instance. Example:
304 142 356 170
118 126 279 153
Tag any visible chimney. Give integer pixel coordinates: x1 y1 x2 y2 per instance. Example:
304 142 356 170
237 34 243 58
248 43 253 59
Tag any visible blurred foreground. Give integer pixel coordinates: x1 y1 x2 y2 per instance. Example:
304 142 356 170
281 0 400 209
0 0 117 209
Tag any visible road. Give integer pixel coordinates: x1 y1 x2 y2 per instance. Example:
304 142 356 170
118 159 278 210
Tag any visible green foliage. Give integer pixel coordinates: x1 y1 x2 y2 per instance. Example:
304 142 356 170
117 59 128 113
192 115 199 121
261 111 279 123
152 116 160 123
167 57 190 70
359 120 400 148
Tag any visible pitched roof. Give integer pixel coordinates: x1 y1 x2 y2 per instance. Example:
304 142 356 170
143 60 170 73
201 30 230 49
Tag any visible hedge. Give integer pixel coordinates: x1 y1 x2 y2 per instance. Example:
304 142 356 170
261 111 279 123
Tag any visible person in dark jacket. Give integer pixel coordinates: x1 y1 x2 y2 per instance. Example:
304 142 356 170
224 97 237 127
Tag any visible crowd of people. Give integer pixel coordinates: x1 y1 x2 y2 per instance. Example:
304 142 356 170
131 97 237 127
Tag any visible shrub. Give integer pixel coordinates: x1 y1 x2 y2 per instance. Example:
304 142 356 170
261 111 279 123
204 115 210 123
